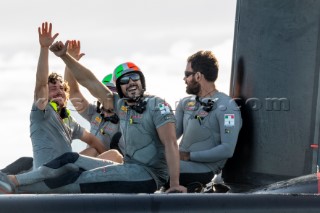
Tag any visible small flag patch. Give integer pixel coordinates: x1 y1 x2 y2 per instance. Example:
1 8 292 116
224 114 235 127
159 103 171 115
121 105 128 112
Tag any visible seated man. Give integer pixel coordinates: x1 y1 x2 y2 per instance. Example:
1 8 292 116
1 38 113 175
0 40 186 194
32 22 107 169
175 50 242 190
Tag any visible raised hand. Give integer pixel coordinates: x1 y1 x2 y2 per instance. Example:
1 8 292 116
38 22 59 48
67 40 85 61
49 41 68 57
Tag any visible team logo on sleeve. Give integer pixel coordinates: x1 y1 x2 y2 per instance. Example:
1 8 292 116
95 116 102 123
185 101 196 110
158 103 171 115
91 116 102 126
224 114 235 127
121 105 128 112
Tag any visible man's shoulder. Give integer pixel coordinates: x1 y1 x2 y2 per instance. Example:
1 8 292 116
176 95 196 107
215 92 236 104
144 95 175 116
146 94 163 101
214 92 241 114
180 95 196 102
31 102 52 114
145 95 168 105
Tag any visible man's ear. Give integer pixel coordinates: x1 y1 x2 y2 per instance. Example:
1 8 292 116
196 72 201 81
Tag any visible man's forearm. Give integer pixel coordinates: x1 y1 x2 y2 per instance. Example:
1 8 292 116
60 53 96 88
165 141 181 187
59 53 113 106
64 66 80 97
34 47 49 105
36 48 49 86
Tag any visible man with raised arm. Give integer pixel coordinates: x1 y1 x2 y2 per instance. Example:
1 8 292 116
0 39 186 193
32 22 107 168
64 40 122 163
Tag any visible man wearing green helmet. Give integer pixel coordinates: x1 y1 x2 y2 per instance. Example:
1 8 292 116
0 39 187 194
64 40 123 163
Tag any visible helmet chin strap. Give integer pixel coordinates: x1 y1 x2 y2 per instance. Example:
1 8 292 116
124 91 148 114
124 89 145 103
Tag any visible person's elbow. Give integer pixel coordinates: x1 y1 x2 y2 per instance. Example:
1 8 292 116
226 151 234 159
224 144 236 159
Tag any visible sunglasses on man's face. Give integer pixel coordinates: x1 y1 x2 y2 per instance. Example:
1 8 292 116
119 73 141 85
107 86 117 93
184 71 196 78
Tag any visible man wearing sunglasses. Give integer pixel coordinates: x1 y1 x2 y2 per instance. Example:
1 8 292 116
0 40 186 194
174 50 242 191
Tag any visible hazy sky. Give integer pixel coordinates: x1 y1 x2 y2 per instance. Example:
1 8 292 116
0 0 237 168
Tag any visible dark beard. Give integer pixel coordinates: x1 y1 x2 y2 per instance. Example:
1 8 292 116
123 83 144 102
124 89 144 103
125 96 141 103
186 78 201 95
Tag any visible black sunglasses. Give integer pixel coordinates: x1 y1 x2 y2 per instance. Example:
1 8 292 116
184 71 196 78
107 86 117 93
119 73 141 85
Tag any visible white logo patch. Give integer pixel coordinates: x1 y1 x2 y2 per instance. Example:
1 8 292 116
224 114 235 127
159 103 171 115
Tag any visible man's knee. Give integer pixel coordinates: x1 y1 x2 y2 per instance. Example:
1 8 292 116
44 152 80 169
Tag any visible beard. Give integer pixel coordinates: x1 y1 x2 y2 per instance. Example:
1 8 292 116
124 84 144 102
186 78 201 95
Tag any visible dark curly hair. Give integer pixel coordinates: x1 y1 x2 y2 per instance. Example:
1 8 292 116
187 50 219 82
48 72 70 99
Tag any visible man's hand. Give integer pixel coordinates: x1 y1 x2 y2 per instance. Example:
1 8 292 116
50 41 68 57
166 185 187 193
38 22 59 48
179 151 190 161
67 40 85 61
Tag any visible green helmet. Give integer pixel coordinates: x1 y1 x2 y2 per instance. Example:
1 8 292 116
113 62 146 98
102 73 115 88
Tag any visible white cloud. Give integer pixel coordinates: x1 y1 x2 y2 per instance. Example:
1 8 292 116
169 40 194 58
